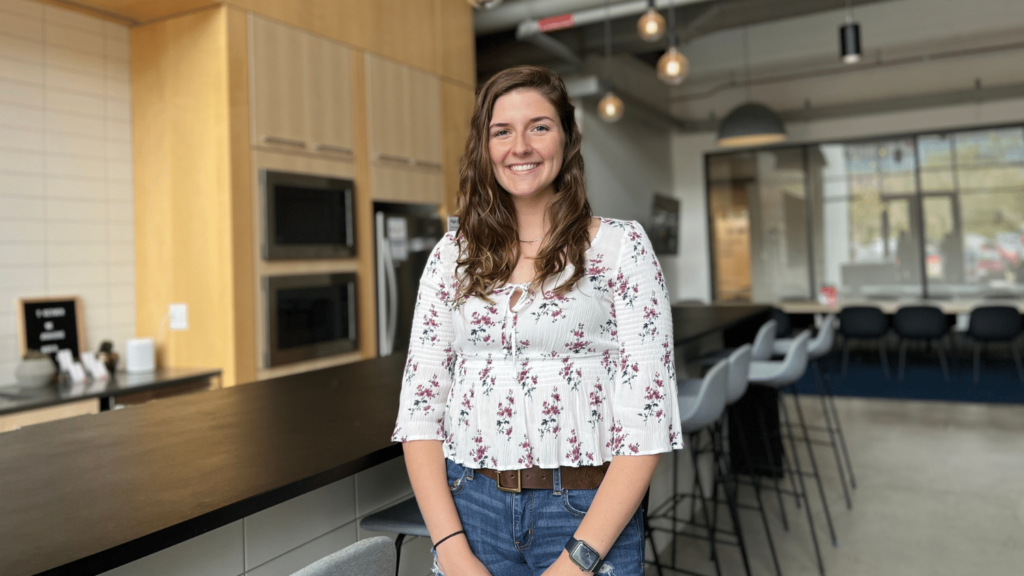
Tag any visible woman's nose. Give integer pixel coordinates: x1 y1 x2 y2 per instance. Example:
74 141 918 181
512 132 532 156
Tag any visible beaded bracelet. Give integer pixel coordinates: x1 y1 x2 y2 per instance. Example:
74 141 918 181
432 529 466 551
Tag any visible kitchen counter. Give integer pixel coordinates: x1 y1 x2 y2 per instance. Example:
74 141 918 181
0 355 404 576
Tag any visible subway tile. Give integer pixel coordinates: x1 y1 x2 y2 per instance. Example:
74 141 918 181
105 119 130 142
46 89 104 117
48 264 106 287
105 325 135 358
244 476 356 569
108 304 133 328
106 242 133 264
0 220 45 243
0 173 46 197
83 322 110 352
354 456 413 517
45 22 104 57
45 110 105 138
46 155 104 179
44 5 104 35
0 335 19 363
104 36 129 62
47 66 106 97
0 264 45 289
0 149 43 174
0 79 43 107
46 221 105 243
106 181 132 202
0 55 43 84
49 283 109 310
46 132 106 159
245 522 357 576
103 22 129 42
105 99 130 122
109 263 132 284
45 45 105 77
48 243 105 265
0 11 43 42
104 140 131 162
100 521 243 576
0 243 45 266
0 0 43 19
108 222 133 243
0 313 15 337
47 176 106 201
0 285 47 317
0 34 43 64
107 201 132 222
109 282 133 305
0 124 44 152
105 79 130 102
0 103 44 131
107 159 131 182
0 196 45 219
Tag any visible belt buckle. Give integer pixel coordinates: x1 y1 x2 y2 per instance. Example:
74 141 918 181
497 469 522 493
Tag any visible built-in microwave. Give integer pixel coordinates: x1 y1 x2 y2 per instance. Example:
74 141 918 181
262 170 355 260
264 273 358 367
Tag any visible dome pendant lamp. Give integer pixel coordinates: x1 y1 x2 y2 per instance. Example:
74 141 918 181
656 1 688 85
598 3 624 123
717 28 786 147
637 0 666 42
840 0 861 63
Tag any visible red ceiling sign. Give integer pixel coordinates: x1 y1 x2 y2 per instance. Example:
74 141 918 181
537 13 575 32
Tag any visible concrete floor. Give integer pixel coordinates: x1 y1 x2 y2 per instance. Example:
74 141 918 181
647 395 1024 576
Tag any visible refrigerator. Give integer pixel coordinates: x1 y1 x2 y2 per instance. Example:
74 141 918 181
374 202 445 357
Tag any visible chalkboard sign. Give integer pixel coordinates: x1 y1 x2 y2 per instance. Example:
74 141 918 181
17 296 84 360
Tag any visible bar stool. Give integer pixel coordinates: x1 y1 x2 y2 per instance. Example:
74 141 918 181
772 315 854 510
892 306 951 381
359 497 429 576
838 306 890 379
289 536 395 576
967 306 1024 384
749 331 831 576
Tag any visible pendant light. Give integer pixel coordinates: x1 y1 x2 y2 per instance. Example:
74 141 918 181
717 28 786 147
656 1 688 85
598 3 624 123
840 1 861 64
637 0 665 42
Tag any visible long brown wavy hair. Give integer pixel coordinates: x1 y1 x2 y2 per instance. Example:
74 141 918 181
455 65 593 304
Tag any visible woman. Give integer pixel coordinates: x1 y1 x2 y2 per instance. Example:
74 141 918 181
392 65 681 576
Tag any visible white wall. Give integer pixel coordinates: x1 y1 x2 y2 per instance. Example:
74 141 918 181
0 0 135 383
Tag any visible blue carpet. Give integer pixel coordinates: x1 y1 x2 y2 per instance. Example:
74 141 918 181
791 350 1024 404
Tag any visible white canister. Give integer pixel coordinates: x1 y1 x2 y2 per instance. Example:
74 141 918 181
126 338 156 373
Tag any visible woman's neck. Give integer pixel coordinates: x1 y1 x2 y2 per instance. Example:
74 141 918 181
512 190 554 241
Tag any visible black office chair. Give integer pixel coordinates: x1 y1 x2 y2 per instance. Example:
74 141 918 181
892 306 951 381
838 306 890 379
967 306 1023 385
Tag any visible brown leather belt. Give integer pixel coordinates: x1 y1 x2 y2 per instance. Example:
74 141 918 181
478 463 610 493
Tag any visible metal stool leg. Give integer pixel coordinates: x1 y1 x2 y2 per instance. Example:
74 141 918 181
787 387 839 547
777 393 827 576
814 362 851 509
733 415 783 576
394 534 406 576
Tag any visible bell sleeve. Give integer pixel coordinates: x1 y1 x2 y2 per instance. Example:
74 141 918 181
391 234 459 443
608 221 684 455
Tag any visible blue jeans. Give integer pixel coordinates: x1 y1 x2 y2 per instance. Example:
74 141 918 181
433 459 645 576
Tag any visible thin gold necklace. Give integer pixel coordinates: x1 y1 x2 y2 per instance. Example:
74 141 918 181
519 232 546 244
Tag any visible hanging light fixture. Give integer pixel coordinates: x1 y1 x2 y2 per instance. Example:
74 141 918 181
840 0 861 63
717 28 786 147
637 0 665 42
656 1 688 85
598 2 624 123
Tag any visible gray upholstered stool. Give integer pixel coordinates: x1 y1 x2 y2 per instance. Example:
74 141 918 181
359 497 429 576
289 535 395 576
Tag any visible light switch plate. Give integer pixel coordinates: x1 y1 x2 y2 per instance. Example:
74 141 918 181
169 303 188 331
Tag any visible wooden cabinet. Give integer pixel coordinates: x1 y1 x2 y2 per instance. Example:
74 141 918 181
250 15 354 160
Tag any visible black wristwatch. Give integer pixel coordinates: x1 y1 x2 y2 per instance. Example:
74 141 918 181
565 536 604 573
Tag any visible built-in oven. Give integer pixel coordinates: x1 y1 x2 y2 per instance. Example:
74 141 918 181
264 273 358 367
262 170 355 260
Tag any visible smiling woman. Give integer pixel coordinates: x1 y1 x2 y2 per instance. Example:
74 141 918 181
393 66 681 576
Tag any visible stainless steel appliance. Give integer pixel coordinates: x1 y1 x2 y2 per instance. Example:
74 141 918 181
375 202 444 356
264 273 358 367
262 170 355 260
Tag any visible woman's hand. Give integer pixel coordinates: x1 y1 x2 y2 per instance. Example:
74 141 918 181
435 538 492 576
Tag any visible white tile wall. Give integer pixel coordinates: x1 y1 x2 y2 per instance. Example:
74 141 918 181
101 521 245 576
0 0 134 384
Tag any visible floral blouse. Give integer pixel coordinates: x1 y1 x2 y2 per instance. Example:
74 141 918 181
391 218 683 470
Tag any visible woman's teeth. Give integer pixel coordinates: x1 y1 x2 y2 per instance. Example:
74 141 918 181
510 163 539 172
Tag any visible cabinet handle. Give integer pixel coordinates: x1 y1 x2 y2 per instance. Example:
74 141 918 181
262 135 307 148
413 160 442 169
316 144 354 155
377 153 411 165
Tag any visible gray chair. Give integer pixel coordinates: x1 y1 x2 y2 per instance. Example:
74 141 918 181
751 319 778 361
359 497 430 576
289 536 396 576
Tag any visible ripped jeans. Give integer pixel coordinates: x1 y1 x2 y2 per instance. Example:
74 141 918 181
433 459 645 576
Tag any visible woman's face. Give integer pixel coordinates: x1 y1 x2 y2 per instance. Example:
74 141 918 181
488 88 565 202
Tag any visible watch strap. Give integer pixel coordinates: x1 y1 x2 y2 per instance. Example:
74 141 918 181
565 536 604 573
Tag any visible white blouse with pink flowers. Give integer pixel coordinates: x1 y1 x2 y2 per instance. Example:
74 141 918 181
391 218 683 470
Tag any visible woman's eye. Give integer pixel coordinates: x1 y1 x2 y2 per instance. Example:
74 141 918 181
533 125 550 132
492 129 509 138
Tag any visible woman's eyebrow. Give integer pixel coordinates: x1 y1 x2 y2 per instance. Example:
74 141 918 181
489 116 555 129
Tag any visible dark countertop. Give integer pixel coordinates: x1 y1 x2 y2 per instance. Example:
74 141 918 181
0 367 222 416
0 355 405 576
672 303 772 345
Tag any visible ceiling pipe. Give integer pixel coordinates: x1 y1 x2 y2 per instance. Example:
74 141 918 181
515 0 712 41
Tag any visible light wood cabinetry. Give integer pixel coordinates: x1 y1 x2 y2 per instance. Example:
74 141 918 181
250 15 354 160
0 399 99 433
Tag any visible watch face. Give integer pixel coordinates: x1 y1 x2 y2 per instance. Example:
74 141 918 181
570 541 600 570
